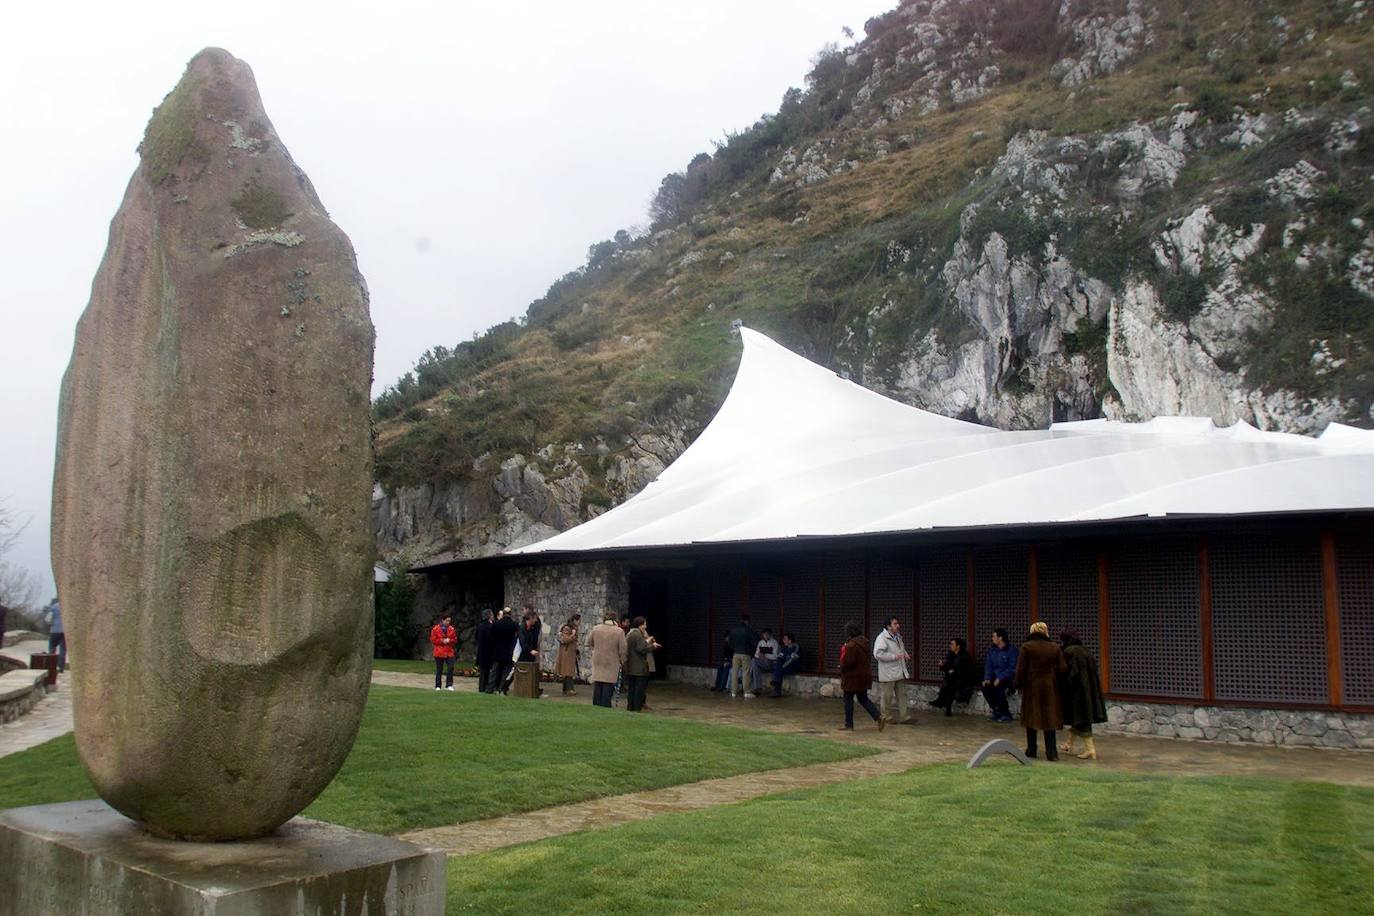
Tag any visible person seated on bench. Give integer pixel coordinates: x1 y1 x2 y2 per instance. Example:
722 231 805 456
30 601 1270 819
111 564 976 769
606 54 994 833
770 632 802 697
751 629 780 693
712 635 733 692
981 627 1018 723
929 637 977 716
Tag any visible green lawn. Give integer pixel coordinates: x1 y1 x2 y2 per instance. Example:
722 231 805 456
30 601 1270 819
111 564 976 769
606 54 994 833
0 685 870 835
446 764 1374 915
0 732 94 811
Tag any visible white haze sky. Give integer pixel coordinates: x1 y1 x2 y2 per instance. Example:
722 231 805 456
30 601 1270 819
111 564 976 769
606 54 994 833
0 0 891 600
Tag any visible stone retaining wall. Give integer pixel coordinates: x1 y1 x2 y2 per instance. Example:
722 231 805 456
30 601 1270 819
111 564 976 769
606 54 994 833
505 561 629 674
666 665 1374 749
0 680 49 724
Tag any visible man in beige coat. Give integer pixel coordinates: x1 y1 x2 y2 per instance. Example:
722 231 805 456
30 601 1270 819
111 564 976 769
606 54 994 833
587 612 628 708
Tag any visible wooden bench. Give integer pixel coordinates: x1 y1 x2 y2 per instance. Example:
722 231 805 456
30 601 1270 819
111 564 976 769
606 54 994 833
0 669 50 724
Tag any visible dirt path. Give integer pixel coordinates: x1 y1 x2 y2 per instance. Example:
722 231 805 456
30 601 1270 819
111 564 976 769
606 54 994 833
400 747 927 856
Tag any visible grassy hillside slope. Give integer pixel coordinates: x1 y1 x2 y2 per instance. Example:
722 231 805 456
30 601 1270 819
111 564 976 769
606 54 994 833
372 0 1374 560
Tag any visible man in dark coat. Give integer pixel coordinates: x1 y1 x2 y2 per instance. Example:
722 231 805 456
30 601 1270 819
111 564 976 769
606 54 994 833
929 637 977 717
1014 621 1067 760
487 608 520 694
728 614 757 698
475 609 494 693
1060 627 1108 760
518 609 542 662
625 616 653 711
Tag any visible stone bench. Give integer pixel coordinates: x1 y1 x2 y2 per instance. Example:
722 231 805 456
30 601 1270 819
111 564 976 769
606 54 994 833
0 669 50 724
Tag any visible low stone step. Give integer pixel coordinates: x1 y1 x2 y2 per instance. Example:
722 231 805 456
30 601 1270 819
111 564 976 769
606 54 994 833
0 669 48 704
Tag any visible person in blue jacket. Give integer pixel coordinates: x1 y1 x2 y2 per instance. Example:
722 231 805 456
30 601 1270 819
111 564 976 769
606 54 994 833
44 599 66 673
769 632 803 697
981 627 1018 722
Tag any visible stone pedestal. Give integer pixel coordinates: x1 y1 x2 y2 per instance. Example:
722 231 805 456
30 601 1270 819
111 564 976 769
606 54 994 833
0 800 445 915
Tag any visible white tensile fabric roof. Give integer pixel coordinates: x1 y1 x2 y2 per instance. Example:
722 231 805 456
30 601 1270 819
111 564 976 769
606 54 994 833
511 328 1374 555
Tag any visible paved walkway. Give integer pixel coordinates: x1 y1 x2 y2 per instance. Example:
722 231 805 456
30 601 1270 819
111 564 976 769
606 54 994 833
0 639 75 760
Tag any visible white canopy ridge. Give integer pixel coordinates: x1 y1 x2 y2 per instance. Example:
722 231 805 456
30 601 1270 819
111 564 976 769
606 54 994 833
510 328 1374 555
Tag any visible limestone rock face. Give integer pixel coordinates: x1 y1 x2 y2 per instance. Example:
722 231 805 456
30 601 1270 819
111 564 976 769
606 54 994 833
51 48 375 841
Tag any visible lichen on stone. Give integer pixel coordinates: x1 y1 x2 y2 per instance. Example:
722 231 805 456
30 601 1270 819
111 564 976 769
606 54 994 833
221 119 264 152
222 230 305 259
231 177 293 229
140 77 210 186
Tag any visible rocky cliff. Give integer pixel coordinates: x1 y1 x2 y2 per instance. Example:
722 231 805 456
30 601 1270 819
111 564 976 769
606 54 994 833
374 0 1374 565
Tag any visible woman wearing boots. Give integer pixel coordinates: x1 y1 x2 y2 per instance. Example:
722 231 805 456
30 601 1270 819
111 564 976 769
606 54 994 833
1059 627 1107 759
1014 621 1067 760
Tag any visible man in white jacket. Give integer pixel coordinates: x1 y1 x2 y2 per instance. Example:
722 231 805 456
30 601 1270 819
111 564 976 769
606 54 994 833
873 616 912 725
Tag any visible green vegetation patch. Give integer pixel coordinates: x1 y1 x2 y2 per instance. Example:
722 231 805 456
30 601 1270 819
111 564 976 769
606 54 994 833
305 686 870 834
0 686 870 835
448 763 1374 915
231 177 293 229
140 76 210 186
0 733 94 810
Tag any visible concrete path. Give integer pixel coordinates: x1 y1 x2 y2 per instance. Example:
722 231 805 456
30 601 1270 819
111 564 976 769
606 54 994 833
0 639 74 759
401 747 927 856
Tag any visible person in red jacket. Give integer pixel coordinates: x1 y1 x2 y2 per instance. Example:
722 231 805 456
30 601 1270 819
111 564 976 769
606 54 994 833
431 613 458 691
839 621 884 731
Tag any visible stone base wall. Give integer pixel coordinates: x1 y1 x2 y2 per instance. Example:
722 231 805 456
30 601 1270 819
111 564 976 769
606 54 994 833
0 682 49 724
406 565 503 662
665 665 1374 749
1104 702 1374 749
505 561 629 674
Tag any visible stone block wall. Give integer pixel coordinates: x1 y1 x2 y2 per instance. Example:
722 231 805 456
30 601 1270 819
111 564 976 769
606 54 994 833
666 665 1374 749
0 681 49 724
504 561 629 674
405 565 503 661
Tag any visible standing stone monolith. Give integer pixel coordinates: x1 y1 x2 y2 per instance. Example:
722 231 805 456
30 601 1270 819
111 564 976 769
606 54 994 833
51 48 375 841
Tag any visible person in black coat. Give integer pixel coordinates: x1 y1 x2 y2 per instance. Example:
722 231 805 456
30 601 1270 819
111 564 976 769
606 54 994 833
1059 627 1108 760
928 637 977 717
474 609 494 693
486 608 520 694
518 609 542 662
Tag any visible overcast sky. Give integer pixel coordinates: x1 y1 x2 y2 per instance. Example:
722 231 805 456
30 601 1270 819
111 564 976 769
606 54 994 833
0 0 891 601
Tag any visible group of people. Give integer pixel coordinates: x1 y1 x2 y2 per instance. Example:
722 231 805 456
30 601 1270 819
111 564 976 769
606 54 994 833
430 604 1107 756
434 606 664 711
835 617 1107 757
429 605 545 694
710 613 803 698
583 612 662 710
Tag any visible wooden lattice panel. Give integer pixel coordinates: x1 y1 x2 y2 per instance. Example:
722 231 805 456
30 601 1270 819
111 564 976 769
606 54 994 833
783 556 824 674
667 567 712 668
1037 542 1101 658
708 560 742 663
1211 532 1328 704
1108 537 1202 699
1339 532 1374 706
823 552 866 676
973 545 1029 650
918 548 966 683
869 555 916 654
746 569 784 635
